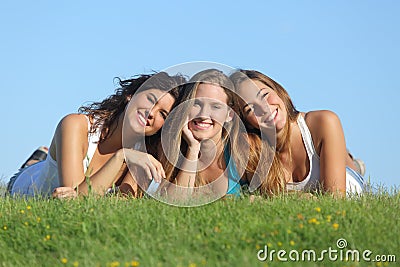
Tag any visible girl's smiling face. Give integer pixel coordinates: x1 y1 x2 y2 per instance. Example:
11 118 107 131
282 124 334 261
128 88 175 136
238 79 287 132
188 83 233 142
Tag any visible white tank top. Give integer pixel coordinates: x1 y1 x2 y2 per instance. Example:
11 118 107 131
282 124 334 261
11 115 101 196
286 115 321 192
286 115 364 194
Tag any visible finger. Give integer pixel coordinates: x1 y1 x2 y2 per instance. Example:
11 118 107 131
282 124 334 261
52 187 69 197
160 165 166 179
147 162 161 183
148 156 164 180
157 161 166 178
53 191 69 199
153 161 165 180
143 166 153 181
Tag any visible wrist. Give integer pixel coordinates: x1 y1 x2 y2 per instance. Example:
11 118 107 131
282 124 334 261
186 146 200 159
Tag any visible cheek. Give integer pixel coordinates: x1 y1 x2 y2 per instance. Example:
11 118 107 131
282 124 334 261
153 116 165 130
145 116 165 136
246 114 259 129
189 107 200 119
268 92 282 105
211 110 228 123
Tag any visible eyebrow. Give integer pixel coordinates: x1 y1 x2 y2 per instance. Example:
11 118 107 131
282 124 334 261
149 92 157 102
242 103 250 112
256 87 270 98
242 87 271 113
209 101 223 106
150 93 172 115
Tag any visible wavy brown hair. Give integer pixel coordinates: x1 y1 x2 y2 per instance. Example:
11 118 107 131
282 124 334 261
78 72 187 146
230 69 300 195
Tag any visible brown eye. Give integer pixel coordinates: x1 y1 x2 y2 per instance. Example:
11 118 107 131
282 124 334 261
245 105 255 115
160 111 168 120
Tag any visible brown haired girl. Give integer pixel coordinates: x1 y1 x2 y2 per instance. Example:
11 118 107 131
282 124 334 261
8 72 186 198
230 70 364 196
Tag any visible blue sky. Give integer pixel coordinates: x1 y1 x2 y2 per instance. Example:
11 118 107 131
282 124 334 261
0 1 398 188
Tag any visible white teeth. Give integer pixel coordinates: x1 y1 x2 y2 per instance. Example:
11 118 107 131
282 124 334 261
138 112 146 125
267 110 277 121
194 121 212 129
197 123 210 127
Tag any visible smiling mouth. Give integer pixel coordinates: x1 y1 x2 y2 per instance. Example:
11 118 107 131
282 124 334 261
268 109 278 121
137 111 149 127
262 109 278 124
191 120 213 130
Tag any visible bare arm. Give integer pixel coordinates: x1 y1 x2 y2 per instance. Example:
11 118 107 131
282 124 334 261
53 114 164 197
166 118 200 197
307 111 347 195
166 146 200 197
54 114 90 188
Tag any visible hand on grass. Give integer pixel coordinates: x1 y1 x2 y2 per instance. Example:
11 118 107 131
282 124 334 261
52 187 77 199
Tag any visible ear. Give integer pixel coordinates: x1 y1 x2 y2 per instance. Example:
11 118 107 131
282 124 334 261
225 110 234 123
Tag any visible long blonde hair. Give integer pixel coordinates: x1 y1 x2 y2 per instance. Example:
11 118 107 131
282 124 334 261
160 69 247 187
230 70 300 195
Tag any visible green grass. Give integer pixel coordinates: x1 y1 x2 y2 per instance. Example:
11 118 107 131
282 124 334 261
0 190 399 267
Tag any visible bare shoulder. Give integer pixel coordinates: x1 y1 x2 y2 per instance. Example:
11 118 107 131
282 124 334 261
303 110 343 151
56 113 89 135
304 110 341 131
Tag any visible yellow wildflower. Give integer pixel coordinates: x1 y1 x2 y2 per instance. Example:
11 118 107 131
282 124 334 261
332 223 339 230
61 258 68 264
315 207 321 212
109 262 120 267
308 218 318 224
289 240 295 246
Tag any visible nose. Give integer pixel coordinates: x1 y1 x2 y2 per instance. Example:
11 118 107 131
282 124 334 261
197 104 212 119
145 109 154 120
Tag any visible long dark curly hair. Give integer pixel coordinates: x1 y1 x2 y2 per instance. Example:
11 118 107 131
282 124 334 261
78 72 187 144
